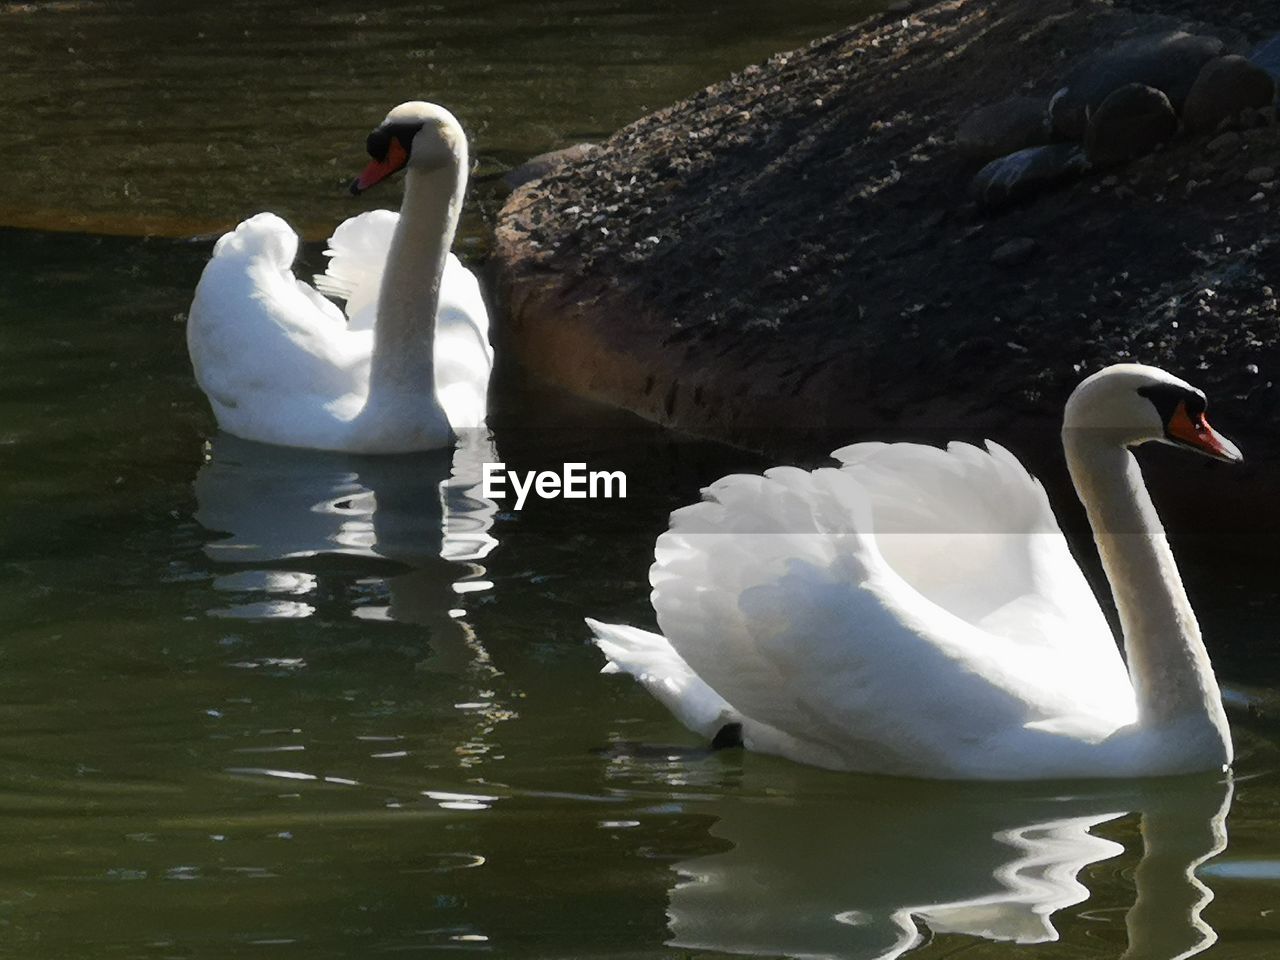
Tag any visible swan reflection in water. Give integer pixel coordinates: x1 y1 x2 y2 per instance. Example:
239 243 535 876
192 430 498 671
667 768 1231 960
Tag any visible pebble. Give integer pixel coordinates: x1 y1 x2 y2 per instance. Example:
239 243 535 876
1206 131 1242 154
971 143 1090 210
1183 56 1277 135
991 237 1039 267
1246 166 1276 184
956 97 1051 162
1085 84 1177 167
1050 31 1223 140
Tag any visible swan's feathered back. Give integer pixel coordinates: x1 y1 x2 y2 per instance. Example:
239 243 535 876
189 213 361 434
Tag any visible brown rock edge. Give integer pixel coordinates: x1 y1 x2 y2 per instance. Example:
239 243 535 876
491 0 1280 545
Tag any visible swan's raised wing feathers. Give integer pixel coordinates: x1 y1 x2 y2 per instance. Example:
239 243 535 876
314 209 398 330
642 443 1137 776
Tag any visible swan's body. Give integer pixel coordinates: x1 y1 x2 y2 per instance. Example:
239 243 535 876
590 365 1240 780
188 102 491 454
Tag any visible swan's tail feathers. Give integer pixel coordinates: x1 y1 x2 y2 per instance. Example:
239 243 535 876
586 619 739 741
314 209 397 329
210 212 298 271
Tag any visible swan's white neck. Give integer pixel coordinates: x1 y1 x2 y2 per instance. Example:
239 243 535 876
369 157 465 403
1063 431 1230 762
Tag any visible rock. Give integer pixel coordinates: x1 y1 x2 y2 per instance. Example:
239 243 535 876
970 143 1090 210
887 0 914 13
1050 31 1224 140
1183 56 1277 135
1085 84 1177 167
991 237 1039 267
956 97 1051 161
1206 131 1242 153
1246 166 1276 184
503 143 600 190
1240 107 1277 128
1253 36 1280 83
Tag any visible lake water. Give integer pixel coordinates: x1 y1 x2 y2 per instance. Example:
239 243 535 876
2 2 1280 958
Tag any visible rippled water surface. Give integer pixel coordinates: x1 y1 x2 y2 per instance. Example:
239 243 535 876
3 2 1280 958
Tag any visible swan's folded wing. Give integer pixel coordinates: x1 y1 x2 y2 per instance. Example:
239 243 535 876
650 451 1135 776
434 254 493 430
314 209 398 330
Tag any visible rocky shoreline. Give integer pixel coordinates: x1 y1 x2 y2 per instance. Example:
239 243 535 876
491 0 1280 539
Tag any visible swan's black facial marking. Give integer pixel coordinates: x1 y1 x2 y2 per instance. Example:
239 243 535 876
366 121 422 162
350 120 422 195
1138 381 1240 463
1138 382 1206 433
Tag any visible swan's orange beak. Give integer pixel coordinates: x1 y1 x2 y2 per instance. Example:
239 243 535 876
349 138 409 195
1167 401 1242 464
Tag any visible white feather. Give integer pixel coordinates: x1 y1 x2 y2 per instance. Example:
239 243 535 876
590 440 1149 780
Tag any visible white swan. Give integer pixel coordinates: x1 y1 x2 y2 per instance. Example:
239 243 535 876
187 102 491 453
588 364 1242 780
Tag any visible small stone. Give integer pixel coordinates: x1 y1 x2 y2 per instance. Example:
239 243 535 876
991 237 1039 267
1183 56 1277 135
1247 363 1260 375
1050 31 1224 140
971 143 1090 210
887 0 914 13
1246 166 1276 183
1086 84 1177 167
1206 131 1242 153
1241 106 1276 128
956 97 1051 161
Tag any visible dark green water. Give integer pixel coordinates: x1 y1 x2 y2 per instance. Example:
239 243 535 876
3 2 1280 958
